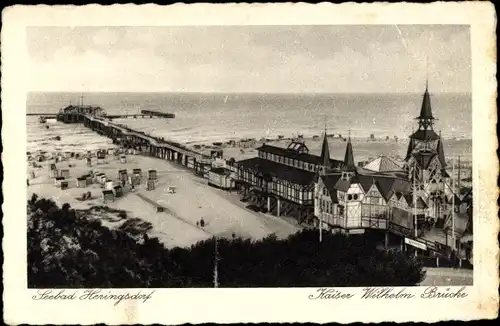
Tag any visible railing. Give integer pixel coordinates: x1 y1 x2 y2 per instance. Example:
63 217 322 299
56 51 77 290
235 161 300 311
84 114 212 164
388 221 451 256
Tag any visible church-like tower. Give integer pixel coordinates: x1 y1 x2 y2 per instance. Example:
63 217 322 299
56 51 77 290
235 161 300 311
405 83 450 221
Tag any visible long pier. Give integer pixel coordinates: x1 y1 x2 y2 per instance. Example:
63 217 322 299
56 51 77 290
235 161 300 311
28 113 170 120
82 114 213 170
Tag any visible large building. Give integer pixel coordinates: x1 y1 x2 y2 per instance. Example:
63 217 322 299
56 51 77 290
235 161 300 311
404 82 452 224
314 85 472 256
314 135 415 235
233 138 343 223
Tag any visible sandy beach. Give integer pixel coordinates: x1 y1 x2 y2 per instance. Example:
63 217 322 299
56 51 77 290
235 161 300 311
27 151 299 248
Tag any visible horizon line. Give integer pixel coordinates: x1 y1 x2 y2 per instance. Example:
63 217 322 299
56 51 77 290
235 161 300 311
28 90 472 95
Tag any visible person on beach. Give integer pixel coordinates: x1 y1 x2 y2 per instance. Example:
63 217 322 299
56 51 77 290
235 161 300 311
200 218 205 228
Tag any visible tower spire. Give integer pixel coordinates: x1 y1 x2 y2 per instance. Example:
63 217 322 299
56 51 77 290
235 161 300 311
320 123 330 171
343 129 355 171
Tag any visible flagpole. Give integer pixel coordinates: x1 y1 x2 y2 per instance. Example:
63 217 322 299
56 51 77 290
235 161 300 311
452 157 456 252
214 236 219 288
413 162 417 237
319 216 323 243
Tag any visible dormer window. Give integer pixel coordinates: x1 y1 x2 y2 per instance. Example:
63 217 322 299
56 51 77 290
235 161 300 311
341 171 353 181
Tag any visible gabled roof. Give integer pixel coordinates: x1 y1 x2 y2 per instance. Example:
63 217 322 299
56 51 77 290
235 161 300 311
351 174 375 193
363 155 403 172
416 197 428 209
320 174 342 203
334 178 351 192
375 178 396 202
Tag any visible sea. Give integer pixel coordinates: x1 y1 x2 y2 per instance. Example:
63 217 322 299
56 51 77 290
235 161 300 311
27 92 472 160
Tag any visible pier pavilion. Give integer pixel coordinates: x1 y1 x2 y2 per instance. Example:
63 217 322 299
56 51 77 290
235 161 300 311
314 85 472 258
233 137 344 223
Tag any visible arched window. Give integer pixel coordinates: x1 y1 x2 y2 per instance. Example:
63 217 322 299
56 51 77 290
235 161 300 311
347 194 353 201
353 194 358 200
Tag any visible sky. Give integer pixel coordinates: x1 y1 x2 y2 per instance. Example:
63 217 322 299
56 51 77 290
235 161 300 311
27 25 471 93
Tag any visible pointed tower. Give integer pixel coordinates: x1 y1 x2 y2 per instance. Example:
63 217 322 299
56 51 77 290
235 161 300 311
320 132 330 174
341 130 356 180
409 81 440 144
405 82 449 222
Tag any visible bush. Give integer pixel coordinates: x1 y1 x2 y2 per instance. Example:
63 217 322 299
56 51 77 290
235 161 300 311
28 194 425 288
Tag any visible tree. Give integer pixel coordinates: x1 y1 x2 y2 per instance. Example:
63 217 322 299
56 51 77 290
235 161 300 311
28 195 425 288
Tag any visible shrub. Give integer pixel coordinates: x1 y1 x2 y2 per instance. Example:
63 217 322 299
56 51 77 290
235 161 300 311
28 194 425 288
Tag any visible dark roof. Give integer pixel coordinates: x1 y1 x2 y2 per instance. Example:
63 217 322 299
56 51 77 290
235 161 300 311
375 178 396 201
412 150 437 169
405 138 415 161
343 139 355 170
236 157 316 185
437 138 447 167
403 194 413 206
320 133 330 167
320 174 342 203
417 85 435 120
416 197 428 209
334 178 351 192
374 176 411 201
353 174 374 193
256 144 343 168
409 129 440 141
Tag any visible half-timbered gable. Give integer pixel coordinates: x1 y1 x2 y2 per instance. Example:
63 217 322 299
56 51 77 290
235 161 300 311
316 174 342 228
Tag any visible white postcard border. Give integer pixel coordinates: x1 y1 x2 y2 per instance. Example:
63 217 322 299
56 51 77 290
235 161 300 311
2 2 498 324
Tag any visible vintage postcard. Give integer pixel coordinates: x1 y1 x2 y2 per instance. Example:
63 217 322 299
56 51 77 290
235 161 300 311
2 2 498 324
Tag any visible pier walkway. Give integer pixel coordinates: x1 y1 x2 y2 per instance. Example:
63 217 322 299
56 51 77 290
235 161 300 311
83 114 213 168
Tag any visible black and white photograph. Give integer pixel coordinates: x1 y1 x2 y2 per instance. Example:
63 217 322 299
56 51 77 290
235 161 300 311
2 3 498 324
25 24 475 288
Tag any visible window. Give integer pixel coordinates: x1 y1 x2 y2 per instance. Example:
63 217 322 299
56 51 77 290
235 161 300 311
347 194 353 201
323 187 327 196
353 194 358 200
